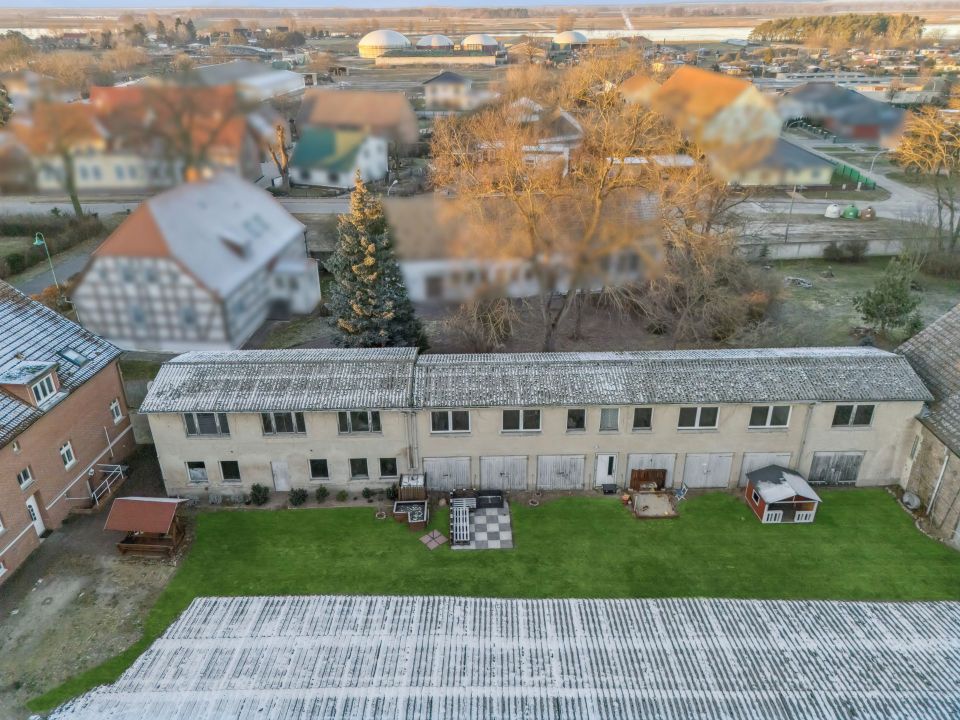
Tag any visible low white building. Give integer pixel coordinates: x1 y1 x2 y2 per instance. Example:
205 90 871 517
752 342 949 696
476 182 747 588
72 174 321 352
289 128 388 188
423 71 473 111
141 346 930 497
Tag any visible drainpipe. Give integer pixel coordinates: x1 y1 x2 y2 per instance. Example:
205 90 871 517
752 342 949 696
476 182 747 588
928 446 951 520
797 402 816 472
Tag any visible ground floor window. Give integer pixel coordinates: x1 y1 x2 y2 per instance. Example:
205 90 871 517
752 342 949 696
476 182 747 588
220 461 241 483
110 398 123 423
350 458 369 479
310 458 329 480
16 467 33 489
380 458 398 478
186 461 208 483
59 441 76 469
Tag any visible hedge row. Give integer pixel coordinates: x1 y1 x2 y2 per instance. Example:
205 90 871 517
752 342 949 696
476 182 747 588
0 216 104 280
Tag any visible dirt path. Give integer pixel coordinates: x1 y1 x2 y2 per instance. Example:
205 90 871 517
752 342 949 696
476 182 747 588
0 450 176 719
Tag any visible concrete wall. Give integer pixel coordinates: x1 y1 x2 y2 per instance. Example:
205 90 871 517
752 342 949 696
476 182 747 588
148 399 922 497
738 236 904 260
0 362 136 585
903 424 960 545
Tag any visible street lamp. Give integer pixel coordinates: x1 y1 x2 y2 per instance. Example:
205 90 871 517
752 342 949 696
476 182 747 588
33 232 62 302
868 149 888 174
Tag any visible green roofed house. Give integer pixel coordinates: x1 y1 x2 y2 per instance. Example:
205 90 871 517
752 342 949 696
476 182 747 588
290 128 388 189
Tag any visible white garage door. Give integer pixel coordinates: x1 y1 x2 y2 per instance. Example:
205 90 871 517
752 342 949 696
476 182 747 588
682 453 733 489
536 455 585 490
423 456 472 491
626 454 677 488
738 452 792 487
480 456 528 491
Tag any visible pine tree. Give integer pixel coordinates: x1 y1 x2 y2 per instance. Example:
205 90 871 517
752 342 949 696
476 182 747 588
326 173 427 349
853 256 921 337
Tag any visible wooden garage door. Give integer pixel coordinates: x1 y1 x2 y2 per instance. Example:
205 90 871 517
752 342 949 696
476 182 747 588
626 454 677 488
480 456 528 491
809 452 864 486
682 453 733 489
536 455 585 490
423 456 472 491
738 452 792 487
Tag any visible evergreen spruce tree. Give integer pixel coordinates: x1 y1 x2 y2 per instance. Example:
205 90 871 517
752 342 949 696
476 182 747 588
326 173 427 349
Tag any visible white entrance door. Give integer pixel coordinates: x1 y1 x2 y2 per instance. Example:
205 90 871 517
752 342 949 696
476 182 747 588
739 452 792 487
25 495 46 536
536 455 585 490
423 457 472 491
271 461 291 491
594 453 618 487
682 453 734 489
479 456 528 490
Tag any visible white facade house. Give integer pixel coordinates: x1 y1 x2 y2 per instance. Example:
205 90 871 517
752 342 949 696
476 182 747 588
141 347 931 498
72 174 321 352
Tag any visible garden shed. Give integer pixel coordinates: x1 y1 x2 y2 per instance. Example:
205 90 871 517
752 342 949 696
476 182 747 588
744 465 821 524
104 496 186 556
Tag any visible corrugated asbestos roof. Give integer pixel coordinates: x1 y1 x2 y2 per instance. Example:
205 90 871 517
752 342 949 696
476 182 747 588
0 282 120 447
49 594 960 720
899 303 960 453
413 347 932 408
139 348 418 413
140 346 931 413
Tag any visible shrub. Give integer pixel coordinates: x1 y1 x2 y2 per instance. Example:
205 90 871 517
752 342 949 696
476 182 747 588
823 239 868 263
4 252 26 275
386 483 398 501
361 487 374 500
250 483 270 506
315 485 329 503
288 488 308 507
335 490 349 502
921 251 960 279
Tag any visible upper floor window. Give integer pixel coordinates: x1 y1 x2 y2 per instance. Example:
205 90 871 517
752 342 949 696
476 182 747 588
503 409 540 432
832 404 874 428
262 411 306 435
184 412 230 437
567 408 586 431
16 467 33 489
431 410 470 433
31 374 56 405
632 407 653 431
678 406 718 429
599 408 620 432
59 441 76 469
749 405 791 428
338 410 381 434
110 398 123 424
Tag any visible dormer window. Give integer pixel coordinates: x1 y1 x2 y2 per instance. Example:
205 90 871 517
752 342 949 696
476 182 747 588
31 374 56 405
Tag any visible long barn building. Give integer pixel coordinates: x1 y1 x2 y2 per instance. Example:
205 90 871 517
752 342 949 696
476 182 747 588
140 346 931 496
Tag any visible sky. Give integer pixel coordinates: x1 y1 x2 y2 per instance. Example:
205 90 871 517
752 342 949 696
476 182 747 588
0 0 755 8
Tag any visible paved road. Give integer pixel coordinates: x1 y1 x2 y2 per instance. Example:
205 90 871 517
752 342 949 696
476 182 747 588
0 195 350 216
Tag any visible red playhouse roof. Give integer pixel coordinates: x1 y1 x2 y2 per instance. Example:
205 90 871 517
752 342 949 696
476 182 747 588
104 497 185 535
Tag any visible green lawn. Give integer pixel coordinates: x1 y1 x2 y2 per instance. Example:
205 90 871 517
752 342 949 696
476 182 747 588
29 491 960 712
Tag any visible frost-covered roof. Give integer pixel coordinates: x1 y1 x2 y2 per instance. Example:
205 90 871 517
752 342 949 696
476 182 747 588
139 348 418 413
413 347 932 408
898 303 960 453
0 281 120 447
141 346 931 415
48 594 960 720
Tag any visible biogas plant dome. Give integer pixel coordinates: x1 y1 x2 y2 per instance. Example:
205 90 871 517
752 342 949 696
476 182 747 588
416 33 454 49
553 30 589 46
461 33 498 51
358 29 411 58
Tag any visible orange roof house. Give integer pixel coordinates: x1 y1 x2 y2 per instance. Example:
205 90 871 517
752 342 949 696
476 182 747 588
296 89 418 144
649 66 781 177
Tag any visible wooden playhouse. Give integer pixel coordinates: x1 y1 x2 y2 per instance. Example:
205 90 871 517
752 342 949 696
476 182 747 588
744 465 821 524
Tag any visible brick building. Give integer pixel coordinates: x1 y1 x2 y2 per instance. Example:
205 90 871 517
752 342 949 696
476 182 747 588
0 282 135 584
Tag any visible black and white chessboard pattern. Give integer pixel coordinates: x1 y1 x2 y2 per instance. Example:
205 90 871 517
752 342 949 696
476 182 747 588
456 506 513 550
